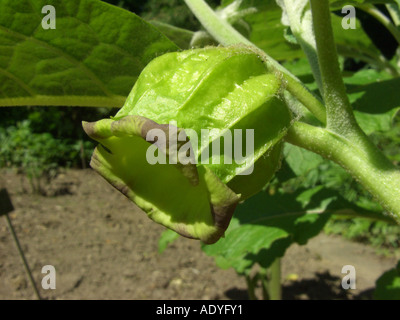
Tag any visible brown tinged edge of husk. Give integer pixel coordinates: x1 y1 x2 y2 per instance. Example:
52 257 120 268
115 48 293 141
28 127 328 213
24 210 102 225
82 121 106 141
83 116 240 244
83 116 200 186
138 116 199 186
203 201 238 244
89 145 238 244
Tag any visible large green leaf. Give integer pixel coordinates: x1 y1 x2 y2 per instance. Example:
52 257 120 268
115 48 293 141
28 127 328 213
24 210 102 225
201 186 379 274
0 0 178 107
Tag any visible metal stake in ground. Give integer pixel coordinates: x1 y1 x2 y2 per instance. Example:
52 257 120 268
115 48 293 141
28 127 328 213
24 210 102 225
0 188 42 300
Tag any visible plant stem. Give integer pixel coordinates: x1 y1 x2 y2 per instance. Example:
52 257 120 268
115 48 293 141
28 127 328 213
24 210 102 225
183 0 253 47
286 122 400 223
309 0 359 135
359 4 400 46
245 274 258 300
184 0 327 124
284 75 326 124
267 258 282 300
386 4 400 27
260 273 270 300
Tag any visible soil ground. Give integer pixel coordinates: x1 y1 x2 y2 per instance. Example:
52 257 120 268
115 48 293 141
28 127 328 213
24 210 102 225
0 169 398 300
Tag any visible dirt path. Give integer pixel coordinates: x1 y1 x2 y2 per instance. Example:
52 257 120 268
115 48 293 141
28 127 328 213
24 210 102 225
0 169 398 300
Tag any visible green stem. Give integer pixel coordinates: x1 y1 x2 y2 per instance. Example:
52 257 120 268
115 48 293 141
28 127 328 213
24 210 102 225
385 4 400 27
245 274 258 300
184 0 327 124
310 0 358 134
267 258 282 300
286 122 400 223
183 0 253 47
359 4 400 46
260 273 270 300
284 75 326 124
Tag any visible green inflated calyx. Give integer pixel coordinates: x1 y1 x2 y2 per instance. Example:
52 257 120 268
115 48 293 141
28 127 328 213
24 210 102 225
83 46 291 244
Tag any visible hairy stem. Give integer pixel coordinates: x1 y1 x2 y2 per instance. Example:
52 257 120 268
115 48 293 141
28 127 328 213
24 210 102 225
286 122 400 223
183 0 253 46
310 0 359 135
284 75 326 124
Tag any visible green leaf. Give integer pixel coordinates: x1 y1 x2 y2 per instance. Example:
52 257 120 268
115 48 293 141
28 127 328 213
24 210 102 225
202 185 389 274
281 10 394 83
0 0 178 107
387 2 400 26
148 20 195 49
224 0 304 61
283 143 325 177
374 260 400 300
280 6 394 72
343 68 392 85
202 187 335 273
158 229 180 254
330 12 390 70
347 75 400 134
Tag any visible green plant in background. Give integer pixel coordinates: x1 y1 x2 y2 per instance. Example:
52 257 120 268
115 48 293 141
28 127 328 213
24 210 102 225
0 107 105 193
1 120 64 193
0 104 116 189
0 119 97 193
1 0 400 299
